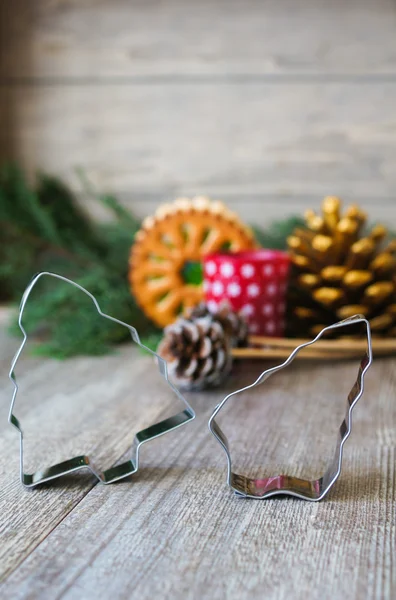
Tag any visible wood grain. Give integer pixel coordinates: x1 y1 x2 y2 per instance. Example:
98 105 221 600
2 0 396 78
232 335 396 360
233 347 363 360
1 2 395 592
249 335 396 351
2 82 396 226
0 318 191 582
1 0 396 228
0 322 395 598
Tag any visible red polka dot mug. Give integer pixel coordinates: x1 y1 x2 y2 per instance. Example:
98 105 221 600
203 250 290 337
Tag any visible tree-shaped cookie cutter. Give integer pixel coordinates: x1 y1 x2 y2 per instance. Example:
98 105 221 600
208 316 372 501
9 272 195 487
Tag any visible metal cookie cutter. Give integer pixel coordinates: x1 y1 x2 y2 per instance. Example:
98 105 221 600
9 272 195 487
209 315 372 501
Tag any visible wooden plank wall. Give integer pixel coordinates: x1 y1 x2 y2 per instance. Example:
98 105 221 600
1 0 396 226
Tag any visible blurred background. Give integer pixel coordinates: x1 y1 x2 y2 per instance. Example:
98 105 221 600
1 0 396 226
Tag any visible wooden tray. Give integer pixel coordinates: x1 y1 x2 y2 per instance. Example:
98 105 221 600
232 335 396 361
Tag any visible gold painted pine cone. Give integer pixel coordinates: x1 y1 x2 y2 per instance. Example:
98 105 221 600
287 196 396 337
129 196 257 327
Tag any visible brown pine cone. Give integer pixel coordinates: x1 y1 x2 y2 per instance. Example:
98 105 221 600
188 302 248 347
157 311 232 391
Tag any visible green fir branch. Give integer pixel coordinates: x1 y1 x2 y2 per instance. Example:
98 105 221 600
1 164 154 357
1 163 302 358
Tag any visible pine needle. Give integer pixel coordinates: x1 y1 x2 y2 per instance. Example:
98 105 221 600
1 163 303 358
1 164 155 357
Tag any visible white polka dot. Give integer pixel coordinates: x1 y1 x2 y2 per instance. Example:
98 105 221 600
241 304 255 317
203 280 211 293
249 323 259 333
220 262 235 278
241 263 255 278
266 283 277 297
205 261 217 276
265 321 276 334
212 281 224 297
227 282 241 297
247 283 261 298
280 283 287 294
278 302 286 314
263 264 274 276
262 304 274 316
207 300 218 313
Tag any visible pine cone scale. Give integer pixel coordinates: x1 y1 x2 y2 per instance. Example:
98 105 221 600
157 302 247 390
287 197 396 337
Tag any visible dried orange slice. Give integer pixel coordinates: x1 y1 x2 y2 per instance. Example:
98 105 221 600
129 197 257 327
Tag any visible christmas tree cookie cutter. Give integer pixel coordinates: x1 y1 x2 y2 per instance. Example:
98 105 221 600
208 315 372 501
8 272 195 487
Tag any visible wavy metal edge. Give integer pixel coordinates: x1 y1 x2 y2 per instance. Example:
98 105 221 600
8 272 195 487
208 315 373 501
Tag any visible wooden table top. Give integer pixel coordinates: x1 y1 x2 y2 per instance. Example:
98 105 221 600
0 325 395 599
